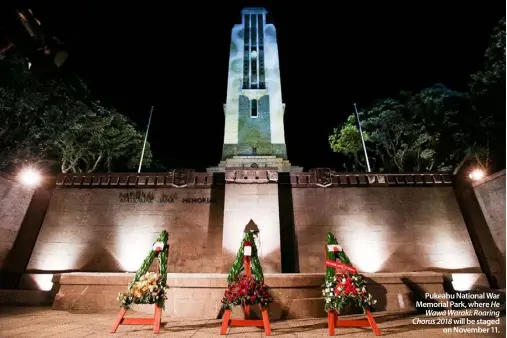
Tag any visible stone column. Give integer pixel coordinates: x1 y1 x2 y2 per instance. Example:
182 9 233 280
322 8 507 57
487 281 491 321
221 168 281 273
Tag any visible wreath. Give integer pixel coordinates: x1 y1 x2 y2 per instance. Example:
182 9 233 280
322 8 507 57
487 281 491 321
323 272 376 313
221 275 273 309
222 230 273 309
117 231 169 310
323 232 376 313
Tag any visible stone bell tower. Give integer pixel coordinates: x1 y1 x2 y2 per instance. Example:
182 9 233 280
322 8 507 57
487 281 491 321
213 8 304 274
208 8 301 173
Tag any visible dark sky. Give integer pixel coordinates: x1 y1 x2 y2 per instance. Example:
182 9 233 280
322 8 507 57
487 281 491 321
24 1 505 170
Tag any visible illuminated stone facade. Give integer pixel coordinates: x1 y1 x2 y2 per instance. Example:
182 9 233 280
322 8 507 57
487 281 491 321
0 9 499 313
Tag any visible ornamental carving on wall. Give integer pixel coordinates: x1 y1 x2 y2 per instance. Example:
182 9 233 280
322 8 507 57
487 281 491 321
224 168 278 183
171 169 194 188
241 89 268 101
267 170 278 181
311 168 332 187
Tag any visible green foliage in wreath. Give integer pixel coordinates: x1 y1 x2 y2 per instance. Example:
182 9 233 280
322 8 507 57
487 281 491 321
325 232 352 282
323 232 376 314
222 230 273 310
227 230 264 283
325 232 339 282
117 230 169 310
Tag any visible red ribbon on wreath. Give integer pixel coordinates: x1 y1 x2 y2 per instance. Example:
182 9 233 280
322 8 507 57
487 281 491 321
325 260 357 274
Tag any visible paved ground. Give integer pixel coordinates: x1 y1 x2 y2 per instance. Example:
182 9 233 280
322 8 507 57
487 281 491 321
0 306 505 337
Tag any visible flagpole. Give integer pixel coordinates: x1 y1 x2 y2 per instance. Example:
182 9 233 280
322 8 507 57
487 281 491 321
138 106 154 173
353 103 371 172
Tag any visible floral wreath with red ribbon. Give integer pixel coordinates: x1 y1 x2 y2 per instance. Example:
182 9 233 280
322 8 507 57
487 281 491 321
323 272 376 313
221 233 274 309
323 233 376 313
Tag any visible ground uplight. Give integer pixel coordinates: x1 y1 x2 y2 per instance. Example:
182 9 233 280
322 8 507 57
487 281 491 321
19 167 41 187
468 169 485 181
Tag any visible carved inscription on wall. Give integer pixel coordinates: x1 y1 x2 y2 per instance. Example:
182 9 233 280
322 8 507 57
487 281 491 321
119 191 156 203
182 197 217 204
118 191 215 204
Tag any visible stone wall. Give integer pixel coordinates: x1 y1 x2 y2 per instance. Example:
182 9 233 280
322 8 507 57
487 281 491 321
52 272 447 317
473 170 506 265
469 170 506 288
285 171 481 277
222 183 281 273
24 170 488 293
0 173 34 270
27 172 224 274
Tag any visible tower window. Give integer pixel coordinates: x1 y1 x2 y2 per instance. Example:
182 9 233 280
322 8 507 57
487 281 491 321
251 100 258 118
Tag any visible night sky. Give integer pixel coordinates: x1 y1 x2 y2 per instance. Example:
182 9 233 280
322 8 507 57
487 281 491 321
22 1 506 171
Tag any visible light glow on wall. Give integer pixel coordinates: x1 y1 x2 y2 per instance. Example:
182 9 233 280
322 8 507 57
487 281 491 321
340 229 391 273
114 216 155 272
422 228 480 270
222 184 281 272
222 211 280 261
28 274 54 291
29 242 80 271
451 273 481 291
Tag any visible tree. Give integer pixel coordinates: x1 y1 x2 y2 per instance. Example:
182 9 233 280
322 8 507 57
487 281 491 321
54 102 152 173
0 52 152 173
360 98 412 172
405 84 470 171
468 17 506 171
329 97 416 172
328 115 371 171
329 85 469 172
470 17 506 98
330 19 505 173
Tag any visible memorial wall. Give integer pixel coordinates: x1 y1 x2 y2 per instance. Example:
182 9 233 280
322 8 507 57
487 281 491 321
26 172 224 274
0 174 35 270
22 171 482 288
473 170 506 265
290 186 480 274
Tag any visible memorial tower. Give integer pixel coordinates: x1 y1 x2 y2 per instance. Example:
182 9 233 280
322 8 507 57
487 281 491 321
209 8 301 172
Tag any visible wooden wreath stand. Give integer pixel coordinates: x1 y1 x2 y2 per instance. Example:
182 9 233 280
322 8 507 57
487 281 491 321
324 245 381 336
220 255 272 336
110 252 163 334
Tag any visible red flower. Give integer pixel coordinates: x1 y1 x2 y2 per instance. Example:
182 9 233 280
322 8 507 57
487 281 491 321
221 276 273 308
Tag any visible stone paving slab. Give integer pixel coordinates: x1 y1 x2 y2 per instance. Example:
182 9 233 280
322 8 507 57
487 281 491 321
0 306 505 337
